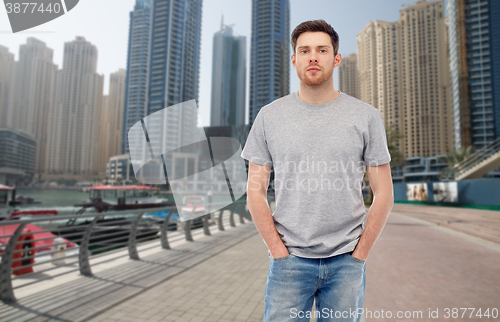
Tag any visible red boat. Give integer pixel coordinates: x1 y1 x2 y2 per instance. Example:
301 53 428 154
0 184 78 275
74 185 174 212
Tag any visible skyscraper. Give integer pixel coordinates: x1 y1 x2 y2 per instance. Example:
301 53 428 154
122 0 152 154
46 37 104 175
357 0 453 158
0 45 14 128
338 53 360 99
6 38 57 174
210 17 246 127
100 69 126 174
126 0 202 183
146 0 202 113
124 0 202 169
448 0 500 149
249 0 290 123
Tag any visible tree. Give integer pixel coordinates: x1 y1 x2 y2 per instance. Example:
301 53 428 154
364 124 407 204
385 124 407 169
437 146 474 179
115 177 123 186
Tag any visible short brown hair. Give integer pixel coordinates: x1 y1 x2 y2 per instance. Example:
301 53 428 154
291 20 339 56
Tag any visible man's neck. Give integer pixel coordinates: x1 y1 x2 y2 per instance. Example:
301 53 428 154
297 80 339 105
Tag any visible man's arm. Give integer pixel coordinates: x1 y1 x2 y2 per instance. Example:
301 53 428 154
352 162 394 261
246 161 289 259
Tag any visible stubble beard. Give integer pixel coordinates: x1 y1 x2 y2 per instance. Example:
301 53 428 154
299 67 334 87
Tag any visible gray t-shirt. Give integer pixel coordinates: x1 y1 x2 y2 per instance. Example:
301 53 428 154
241 91 391 259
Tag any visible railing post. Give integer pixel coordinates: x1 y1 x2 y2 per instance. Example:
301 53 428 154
0 223 26 303
129 212 145 260
79 216 100 276
161 212 175 249
238 201 245 224
203 214 211 236
229 203 236 227
184 220 194 241
244 202 252 222
217 209 225 231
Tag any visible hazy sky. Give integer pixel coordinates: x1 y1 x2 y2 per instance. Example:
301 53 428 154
0 0 449 126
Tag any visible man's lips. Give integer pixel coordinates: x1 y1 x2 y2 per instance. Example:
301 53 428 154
307 67 321 72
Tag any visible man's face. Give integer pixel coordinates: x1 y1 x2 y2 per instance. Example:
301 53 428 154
291 31 341 87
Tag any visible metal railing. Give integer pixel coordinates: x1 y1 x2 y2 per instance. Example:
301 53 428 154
0 197 264 303
443 137 500 180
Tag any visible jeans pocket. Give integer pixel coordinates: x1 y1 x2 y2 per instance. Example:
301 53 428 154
347 252 366 264
272 254 294 261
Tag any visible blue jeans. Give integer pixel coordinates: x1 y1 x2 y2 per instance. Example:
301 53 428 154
264 252 366 322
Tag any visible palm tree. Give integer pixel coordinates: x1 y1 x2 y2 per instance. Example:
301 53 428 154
437 146 474 179
364 124 407 204
386 124 407 169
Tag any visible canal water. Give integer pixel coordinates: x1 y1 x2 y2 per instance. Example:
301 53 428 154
12 188 243 216
13 189 90 215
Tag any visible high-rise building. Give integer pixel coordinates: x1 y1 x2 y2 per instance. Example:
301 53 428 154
101 94 110 171
99 69 126 174
5 38 57 174
46 37 104 175
124 0 202 183
448 0 500 150
134 0 202 180
210 17 246 127
338 53 360 99
249 0 290 123
0 46 14 128
0 128 36 185
357 0 453 158
122 0 152 154
146 0 202 113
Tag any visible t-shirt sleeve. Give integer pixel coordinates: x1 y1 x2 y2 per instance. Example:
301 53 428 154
363 110 392 166
240 111 273 166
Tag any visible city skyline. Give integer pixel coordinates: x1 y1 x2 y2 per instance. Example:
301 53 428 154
0 0 450 127
4 0 498 181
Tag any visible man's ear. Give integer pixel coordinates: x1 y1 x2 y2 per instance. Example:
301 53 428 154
291 54 296 68
334 53 342 68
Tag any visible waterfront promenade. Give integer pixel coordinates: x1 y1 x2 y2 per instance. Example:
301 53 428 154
0 204 499 322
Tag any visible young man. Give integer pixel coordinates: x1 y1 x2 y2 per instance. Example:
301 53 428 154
241 20 394 321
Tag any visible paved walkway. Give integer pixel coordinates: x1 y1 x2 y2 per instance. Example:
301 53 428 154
0 205 499 321
391 203 500 244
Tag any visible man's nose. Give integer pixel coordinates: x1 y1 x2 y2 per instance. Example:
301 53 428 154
309 53 318 63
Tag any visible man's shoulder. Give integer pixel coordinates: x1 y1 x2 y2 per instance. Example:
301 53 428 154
257 93 295 116
340 92 381 116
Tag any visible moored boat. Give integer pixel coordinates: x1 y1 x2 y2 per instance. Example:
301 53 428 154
0 184 79 275
55 185 176 247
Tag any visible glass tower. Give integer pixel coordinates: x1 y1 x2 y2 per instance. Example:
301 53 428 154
448 0 500 149
122 0 152 154
249 0 290 123
147 0 202 114
210 19 246 127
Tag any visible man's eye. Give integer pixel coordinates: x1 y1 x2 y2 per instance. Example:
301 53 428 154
301 50 308 54
320 49 327 53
